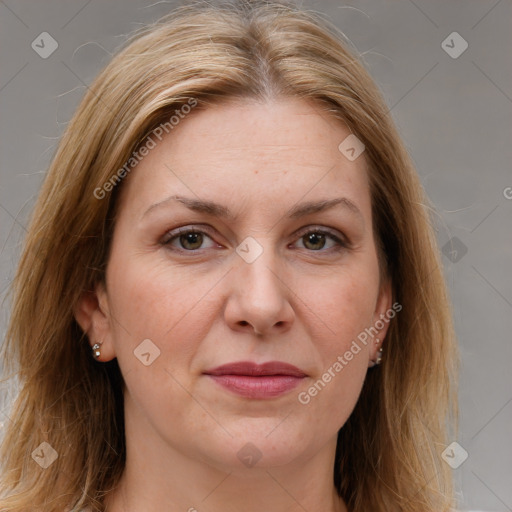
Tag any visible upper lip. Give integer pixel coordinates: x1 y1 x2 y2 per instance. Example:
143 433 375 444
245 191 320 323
204 361 307 377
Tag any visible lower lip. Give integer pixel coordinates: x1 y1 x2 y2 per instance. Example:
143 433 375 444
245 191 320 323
206 375 304 399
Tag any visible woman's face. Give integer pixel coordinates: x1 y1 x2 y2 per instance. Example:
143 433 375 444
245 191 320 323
84 97 391 471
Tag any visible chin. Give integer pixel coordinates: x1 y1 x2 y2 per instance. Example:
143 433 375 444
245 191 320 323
193 420 315 470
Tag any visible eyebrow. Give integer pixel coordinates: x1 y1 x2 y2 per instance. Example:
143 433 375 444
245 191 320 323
142 194 363 222
288 197 362 220
143 195 233 220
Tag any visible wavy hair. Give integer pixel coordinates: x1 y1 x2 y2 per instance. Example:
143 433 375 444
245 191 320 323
0 1 457 510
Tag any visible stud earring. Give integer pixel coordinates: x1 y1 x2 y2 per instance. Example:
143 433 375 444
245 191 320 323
370 338 383 367
375 346 383 365
92 342 101 359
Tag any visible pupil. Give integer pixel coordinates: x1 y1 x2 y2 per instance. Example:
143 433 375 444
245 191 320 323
305 233 325 250
181 232 203 250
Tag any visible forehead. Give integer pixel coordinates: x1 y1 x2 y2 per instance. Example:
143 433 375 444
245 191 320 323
117 97 371 223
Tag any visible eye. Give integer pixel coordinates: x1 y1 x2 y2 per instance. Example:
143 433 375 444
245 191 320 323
292 228 348 252
161 226 348 254
161 227 218 251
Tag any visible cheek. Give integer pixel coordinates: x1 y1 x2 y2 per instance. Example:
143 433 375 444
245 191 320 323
296 278 374 434
308 268 378 353
104 256 223 425
105 252 225 368
292 265 378 407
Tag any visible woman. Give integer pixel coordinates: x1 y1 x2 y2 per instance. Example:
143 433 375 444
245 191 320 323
0 1 458 511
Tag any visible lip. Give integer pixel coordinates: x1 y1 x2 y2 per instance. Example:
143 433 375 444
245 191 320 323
203 361 307 399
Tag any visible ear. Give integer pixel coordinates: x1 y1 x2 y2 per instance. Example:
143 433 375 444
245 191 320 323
74 282 116 362
368 277 393 365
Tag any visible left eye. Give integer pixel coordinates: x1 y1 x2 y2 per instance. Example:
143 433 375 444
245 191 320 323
292 230 345 251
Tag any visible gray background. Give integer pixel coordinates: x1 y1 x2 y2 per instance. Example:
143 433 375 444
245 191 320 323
0 1 511 510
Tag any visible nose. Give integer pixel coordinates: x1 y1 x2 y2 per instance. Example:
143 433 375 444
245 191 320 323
223 249 295 337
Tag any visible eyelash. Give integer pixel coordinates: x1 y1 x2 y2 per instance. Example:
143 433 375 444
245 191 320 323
160 225 349 254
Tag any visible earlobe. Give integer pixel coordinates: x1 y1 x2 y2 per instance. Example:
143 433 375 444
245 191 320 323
368 278 393 366
368 338 383 368
74 283 116 362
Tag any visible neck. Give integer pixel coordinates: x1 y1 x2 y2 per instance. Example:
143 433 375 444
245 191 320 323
107 465 347 512
104 399 347 512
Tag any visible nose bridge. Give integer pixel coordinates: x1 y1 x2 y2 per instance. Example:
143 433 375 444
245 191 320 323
235 239 284 302
225 236 294 334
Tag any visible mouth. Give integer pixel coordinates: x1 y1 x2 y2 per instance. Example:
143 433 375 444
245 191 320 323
203 361 307 399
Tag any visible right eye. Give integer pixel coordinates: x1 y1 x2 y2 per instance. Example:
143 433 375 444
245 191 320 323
161 226 220 252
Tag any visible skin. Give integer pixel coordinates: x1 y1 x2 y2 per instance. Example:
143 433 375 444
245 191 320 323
76 97 391 512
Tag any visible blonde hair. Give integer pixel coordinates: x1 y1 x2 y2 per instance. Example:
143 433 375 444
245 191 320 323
0 1 458 511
